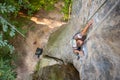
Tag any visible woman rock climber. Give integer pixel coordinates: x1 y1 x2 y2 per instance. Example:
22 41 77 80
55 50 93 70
72 20 93 60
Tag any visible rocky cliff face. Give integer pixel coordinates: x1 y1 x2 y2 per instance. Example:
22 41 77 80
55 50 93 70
33 63 79 80
44 0 120 80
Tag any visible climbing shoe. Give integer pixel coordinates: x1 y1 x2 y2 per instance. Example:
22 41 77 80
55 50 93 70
35 48 43 58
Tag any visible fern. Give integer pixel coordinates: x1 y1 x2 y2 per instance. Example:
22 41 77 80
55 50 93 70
0 58 16 80
0 3 21 79
0 3 16 14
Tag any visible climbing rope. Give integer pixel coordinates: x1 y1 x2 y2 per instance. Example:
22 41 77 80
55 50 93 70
76 0 108 33
86 0 120 41
70 0 108 43
86 0 107 24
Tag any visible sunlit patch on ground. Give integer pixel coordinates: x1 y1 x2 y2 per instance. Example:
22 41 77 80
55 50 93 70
30 17 66 28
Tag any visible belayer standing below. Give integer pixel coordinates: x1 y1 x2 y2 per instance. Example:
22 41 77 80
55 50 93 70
72 20 93 60
35 48 43 58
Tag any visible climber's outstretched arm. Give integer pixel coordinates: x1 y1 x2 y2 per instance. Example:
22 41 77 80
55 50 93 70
81 20 93 36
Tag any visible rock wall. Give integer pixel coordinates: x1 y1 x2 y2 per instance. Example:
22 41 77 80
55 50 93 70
45 0 120 80
33 63 80 80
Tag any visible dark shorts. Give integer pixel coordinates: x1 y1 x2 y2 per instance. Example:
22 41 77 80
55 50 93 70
77 47 81 51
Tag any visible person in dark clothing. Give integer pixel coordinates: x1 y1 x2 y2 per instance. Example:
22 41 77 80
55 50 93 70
35 48 43 58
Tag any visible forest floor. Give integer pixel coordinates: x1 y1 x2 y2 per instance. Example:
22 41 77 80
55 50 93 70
14 2 66 80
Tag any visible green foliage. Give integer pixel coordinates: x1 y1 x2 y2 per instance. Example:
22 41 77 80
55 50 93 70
0 0 73 79
38 0 58 11
29 0 57 10
0 17 16 37
0 2 19 80
17 0 36 15
19 0 59 15
0 17 16 79
0 2 16 19
0 57 16 80
0 3 16 13
62 0 72 21
0 16 18 55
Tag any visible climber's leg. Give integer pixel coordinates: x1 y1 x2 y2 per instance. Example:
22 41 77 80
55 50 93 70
73 49 84 57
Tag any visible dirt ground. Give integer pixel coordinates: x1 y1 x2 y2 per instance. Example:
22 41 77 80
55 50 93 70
14 2 66 80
